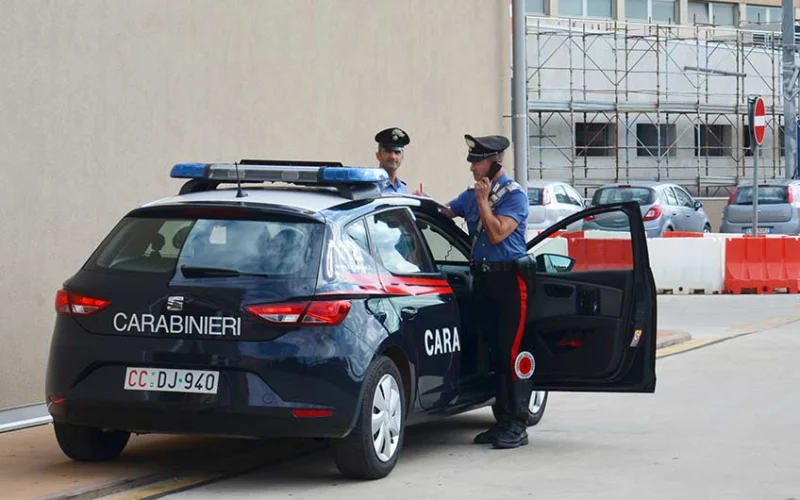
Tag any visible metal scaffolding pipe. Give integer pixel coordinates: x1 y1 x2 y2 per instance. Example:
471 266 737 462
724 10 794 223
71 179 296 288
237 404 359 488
782 0 797 179
512 0 528 188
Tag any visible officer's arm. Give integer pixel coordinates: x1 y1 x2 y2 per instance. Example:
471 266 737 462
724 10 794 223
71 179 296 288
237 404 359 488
476 198 519 244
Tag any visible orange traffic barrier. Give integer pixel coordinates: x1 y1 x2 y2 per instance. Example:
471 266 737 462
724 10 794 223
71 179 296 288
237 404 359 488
662 231 703 238
723 235 800 294
567 237 633 272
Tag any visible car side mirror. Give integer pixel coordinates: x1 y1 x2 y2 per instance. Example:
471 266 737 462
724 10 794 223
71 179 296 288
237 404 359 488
583 199 591 208
694 200 703 210
535 253 576 273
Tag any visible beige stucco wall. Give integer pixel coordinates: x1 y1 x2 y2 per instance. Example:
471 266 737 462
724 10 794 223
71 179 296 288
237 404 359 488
0 0 511 409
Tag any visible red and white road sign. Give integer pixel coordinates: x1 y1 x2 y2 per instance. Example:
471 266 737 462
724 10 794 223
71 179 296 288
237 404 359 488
751 96 766 146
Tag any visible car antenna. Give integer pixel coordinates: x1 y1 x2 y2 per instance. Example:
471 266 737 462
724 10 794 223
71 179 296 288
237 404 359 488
234 161 247 198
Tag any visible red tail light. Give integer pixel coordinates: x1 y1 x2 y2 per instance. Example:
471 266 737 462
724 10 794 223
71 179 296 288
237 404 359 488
787 186 796 203
584 215 596 221
542 189 552 205
55 289 111 316
727 187 739 205
246 300 351 326
643 205 663 222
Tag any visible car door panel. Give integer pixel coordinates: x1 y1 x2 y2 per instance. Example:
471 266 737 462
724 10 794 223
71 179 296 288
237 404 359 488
524 202 657 393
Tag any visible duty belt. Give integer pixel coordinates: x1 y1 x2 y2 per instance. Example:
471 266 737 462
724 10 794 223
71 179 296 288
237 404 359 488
470 261 517 273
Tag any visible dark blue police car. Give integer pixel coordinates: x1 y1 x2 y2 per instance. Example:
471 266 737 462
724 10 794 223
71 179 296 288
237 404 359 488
45 160 657 480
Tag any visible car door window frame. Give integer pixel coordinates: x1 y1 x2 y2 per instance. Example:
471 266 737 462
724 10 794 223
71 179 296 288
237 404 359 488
412 212 471 266
672 187 694 208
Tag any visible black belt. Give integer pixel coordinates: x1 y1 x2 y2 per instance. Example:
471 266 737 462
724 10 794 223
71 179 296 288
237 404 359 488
470 260 518 273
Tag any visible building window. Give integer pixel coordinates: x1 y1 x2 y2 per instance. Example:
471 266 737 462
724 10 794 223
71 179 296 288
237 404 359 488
560 0 613 18
689 2 736 26
688 2 709 24
637 124 677 157
526 0 546 14
744 6 781 24
626 0 677 23
576 123 616 157
695 124 731 157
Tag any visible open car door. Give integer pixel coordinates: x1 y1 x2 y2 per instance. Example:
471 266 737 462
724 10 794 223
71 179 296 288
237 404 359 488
521 201 657 392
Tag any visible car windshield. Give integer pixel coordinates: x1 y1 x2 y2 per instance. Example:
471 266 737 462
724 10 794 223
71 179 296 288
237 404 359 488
592 186 655 205
85 216 325 277
731 186 790 205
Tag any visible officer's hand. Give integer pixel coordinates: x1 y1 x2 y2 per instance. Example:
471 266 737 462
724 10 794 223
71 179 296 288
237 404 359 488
474 178 491 201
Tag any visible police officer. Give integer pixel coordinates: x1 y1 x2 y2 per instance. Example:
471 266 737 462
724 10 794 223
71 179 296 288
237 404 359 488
440 134 533 449
374 127 410 194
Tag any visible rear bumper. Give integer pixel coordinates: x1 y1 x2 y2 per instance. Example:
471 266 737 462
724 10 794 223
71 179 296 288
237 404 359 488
45 316 375 439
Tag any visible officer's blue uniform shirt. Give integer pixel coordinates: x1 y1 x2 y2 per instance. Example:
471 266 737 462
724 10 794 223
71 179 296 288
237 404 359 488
448 173 529 262
381 177 408 194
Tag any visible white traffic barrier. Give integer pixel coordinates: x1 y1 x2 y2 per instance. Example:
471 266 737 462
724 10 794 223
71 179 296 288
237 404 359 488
646 237 725 294
583 229 631 239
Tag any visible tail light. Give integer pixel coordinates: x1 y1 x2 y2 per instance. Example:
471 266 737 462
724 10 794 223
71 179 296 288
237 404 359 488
787 186 796 203
643 205 663 222
727 187 739 205
542 189 551 205
246 300 351 326
55 289 111 316
584 215 596 221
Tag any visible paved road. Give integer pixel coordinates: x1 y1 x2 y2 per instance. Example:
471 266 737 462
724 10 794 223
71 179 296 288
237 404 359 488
155 297 800 500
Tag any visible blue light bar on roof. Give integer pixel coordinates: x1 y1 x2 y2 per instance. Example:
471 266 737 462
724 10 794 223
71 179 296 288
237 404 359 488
169 162 387 185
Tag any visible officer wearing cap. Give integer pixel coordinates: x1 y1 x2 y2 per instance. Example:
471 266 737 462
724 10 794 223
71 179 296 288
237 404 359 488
374 127 410 194
440 134 533 449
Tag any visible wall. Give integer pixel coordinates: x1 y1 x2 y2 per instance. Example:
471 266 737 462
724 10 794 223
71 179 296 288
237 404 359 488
0 0 511 409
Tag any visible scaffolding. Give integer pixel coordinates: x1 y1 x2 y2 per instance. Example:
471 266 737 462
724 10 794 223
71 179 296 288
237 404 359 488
525 16 796 196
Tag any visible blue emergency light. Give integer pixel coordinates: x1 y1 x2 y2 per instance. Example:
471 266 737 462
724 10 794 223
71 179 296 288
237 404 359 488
169 160 388 186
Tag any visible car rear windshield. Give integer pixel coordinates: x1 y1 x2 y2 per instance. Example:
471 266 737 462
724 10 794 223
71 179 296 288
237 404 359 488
592 186 655 205
85 216 325 277
731 186 790 205
528 188 544 206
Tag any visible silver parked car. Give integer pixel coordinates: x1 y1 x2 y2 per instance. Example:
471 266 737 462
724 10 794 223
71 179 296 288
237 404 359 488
584 181 711 237
720 180 800 235
526 180 586 230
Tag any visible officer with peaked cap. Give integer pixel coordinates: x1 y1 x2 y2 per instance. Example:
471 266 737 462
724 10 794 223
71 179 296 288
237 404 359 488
440 134 533 449
374 127 410 194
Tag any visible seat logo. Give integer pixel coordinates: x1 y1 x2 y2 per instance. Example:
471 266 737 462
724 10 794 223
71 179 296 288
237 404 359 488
166 296 184 312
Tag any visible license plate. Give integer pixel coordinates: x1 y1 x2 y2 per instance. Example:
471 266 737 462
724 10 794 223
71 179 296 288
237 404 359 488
123 367 219 394
743 226 772 234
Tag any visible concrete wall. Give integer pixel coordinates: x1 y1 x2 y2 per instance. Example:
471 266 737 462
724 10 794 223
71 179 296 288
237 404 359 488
0 0 511 409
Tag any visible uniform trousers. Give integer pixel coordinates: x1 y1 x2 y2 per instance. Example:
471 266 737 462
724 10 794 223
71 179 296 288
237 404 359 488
470 264 533 425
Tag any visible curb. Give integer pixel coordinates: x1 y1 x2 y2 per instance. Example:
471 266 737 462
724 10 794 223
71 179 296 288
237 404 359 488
656 329 692 349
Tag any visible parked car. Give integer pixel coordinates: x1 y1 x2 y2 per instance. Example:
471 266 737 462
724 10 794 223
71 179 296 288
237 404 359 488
584 181 711 237
720 180 800 235
526 180 586 230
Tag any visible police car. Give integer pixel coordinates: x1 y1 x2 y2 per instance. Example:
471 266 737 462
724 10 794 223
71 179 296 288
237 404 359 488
45 160 657 480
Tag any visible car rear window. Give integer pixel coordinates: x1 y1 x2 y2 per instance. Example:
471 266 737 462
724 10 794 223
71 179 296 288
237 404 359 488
592 186 655 205
528 188 544 206
731 186 790 205
86 216 325 277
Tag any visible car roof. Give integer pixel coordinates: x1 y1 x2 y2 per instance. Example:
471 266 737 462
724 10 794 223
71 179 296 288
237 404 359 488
597 181 664 188
143 186 361 213
735 179 800 187
526 180 570 188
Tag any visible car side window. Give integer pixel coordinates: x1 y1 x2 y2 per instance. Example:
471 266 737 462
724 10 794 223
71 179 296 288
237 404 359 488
565 186 584 206
367 209 435 275
553 185 571 204
416 218 469 265
345 219 370 253
673 187 694 208
663 188 679 206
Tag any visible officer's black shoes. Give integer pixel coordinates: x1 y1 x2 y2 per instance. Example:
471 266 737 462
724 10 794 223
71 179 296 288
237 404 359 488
491 422 529 449
473 421 508 444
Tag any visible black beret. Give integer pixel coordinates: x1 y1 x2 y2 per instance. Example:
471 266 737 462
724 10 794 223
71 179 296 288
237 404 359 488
375 127 410 151
465 134 510 163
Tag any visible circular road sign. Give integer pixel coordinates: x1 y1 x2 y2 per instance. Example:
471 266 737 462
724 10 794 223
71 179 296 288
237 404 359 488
751 96 766 146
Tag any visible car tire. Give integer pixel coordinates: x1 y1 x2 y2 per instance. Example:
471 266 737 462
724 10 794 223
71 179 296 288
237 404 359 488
703 224 712 233
53 422 130 461
333 356 405 480
492 390 549 427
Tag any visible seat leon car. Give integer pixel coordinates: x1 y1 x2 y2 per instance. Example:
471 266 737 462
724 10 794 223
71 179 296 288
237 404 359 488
46 160 657 480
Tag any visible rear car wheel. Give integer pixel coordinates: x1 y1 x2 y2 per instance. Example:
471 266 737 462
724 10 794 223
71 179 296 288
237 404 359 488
492 390 549 427
333 356 405 480
53 422 130 461
703 224 712 233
